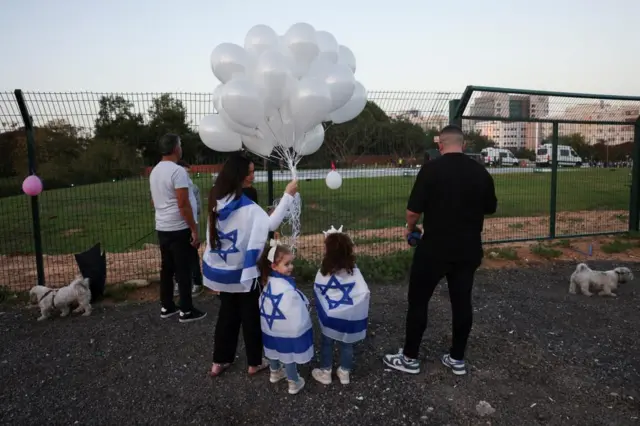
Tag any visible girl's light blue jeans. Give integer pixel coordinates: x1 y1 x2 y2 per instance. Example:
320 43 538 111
268 358 299 381
319 334 354 371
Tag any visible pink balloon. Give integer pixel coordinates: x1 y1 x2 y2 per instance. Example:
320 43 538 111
22 175 43 196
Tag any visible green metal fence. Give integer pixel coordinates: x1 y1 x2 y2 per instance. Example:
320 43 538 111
0 87 638 291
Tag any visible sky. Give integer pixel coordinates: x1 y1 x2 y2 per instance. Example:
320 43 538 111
0 0 639 96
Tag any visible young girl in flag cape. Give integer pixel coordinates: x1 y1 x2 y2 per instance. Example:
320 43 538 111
258 241 313 395
312 226 370 385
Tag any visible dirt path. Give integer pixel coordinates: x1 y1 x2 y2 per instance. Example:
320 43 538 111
0 210 633 291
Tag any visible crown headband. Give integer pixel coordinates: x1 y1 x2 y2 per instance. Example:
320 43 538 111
267 239 281 263
322 225 344 237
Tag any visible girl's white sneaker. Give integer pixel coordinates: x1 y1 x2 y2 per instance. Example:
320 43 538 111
336 367 350 385
311 368 332 385
288 377 305 394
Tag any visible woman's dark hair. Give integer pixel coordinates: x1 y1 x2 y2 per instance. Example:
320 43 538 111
208 153 253 249
258 244 292 286
320 233 356 276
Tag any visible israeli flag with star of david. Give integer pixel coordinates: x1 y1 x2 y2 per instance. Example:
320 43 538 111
314 267 370 344
202 194 270 293
260 272 314 365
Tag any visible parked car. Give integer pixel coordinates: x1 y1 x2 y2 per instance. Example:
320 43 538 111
480 148 519 166
535 144 582 167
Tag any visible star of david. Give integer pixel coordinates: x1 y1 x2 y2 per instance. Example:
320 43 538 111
315 275 355 310
260 283 287 329
211 229 239 262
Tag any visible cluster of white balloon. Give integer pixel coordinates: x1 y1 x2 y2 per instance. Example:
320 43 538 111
199 22 366 249
199 22 366 175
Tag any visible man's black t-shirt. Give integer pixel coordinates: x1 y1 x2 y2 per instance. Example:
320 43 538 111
407 153 497 262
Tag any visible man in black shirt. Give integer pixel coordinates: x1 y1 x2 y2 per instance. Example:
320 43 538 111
383 125 497 376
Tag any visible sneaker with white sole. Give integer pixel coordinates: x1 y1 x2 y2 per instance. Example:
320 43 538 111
288 377 305 394
179 308 207 323
311 368 332 385
441 354 467 375
383 349 420 374
160 306 179 319
336 367 350 385
270 368 287 383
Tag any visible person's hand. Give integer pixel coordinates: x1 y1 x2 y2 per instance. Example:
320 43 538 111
403 227 413 241
190 230 200 248
285 179 298 196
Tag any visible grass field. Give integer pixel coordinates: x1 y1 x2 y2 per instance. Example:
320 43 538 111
0 168 631 255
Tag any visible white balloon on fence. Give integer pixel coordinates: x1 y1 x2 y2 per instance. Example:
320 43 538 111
217 96 262 137
329 80 367 124
242 130 274 157
294 124 324 156
337 45 356 73
244 24 279 57
212 84 224 109
199 114 243 152
210 43 252 83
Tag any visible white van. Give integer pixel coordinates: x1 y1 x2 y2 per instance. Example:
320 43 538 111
480 148 519 167
535 144 582 167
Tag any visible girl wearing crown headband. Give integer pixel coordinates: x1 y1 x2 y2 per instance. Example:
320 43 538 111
257 240 313 394
312 226 370 385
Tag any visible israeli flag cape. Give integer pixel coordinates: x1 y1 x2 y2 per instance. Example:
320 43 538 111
202 194 269 293
314 267 370 344
260 272 314 365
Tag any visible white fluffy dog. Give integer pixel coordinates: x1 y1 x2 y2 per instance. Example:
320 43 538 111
29 276 92 321
569 263 634 297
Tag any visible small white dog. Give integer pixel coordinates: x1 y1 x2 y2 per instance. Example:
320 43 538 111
29 276 92 321
569 263 634 297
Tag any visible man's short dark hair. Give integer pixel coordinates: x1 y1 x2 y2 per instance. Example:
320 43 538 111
158 133 181 156
439 125 464 136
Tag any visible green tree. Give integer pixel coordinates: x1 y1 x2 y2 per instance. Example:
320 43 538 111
94 95 146 151
464 131 495 152
146 94 199 165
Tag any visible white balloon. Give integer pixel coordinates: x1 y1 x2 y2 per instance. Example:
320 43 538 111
253 50 293 111
294 124 324 156
324 63 356 111
325 170 342 190
210 43 251 83
216 98 261 137
212 84 224 109
242 129 274 157
199 114 243 152
316 30 339 64
283 22 319 74
244 24 279 57
306 55 334 80
220 77 265 129
329 81 367 124
289 77 332 136
337 45 356 73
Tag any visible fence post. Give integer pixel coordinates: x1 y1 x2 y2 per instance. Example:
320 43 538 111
267 158 274 239
628 117 640 232
549 122 559 239
449 99 462 127
14 89 46 287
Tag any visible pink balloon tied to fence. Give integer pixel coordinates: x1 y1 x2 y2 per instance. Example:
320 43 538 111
22 175 43 196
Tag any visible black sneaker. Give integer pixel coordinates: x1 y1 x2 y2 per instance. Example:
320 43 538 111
160 306 179 319
179 308 207 323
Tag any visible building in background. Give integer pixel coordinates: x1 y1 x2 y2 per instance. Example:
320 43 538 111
558 102 638 145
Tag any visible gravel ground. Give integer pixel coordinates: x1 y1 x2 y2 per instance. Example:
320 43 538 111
1 261 639 426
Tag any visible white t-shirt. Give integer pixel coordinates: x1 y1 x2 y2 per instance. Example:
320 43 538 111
149 161 191 232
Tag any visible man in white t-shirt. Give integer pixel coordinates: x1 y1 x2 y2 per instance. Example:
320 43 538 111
149 134 206 323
